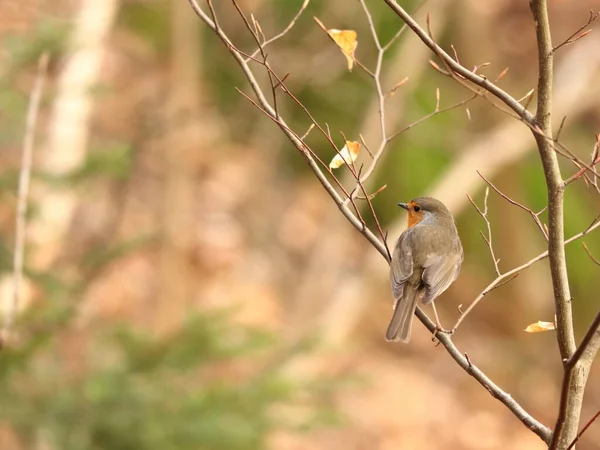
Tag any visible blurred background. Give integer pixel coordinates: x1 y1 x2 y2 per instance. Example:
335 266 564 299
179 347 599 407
0 0 599 449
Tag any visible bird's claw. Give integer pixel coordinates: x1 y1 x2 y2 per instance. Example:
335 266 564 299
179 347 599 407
431 324 454 345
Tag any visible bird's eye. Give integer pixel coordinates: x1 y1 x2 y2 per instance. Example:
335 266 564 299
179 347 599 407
413 205 421 212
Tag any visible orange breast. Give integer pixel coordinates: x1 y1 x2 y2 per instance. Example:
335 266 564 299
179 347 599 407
406 202 424 228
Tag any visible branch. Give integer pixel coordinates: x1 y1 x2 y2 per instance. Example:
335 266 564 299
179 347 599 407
582 242 600 266
566 409 600 450
453 215 600 331
382 0 600 188
477 170 548 240
190 1 552 442
186 0 389 260
564 133 600 187
416 308 551 443
467 188 501 276
381 0 535 123
567 308 600 372
386 92 477 143
553 10 599 53
246 0 310 61
0 53 49 349
527 1 588 447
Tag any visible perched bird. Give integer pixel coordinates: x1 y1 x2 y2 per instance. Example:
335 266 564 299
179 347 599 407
386 197 463 343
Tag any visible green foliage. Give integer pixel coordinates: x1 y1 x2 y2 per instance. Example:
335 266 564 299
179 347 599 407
0 309 337 450
119 2 169 55
30 142 134 188
75 142 134 182
2 17 69 68
79 235 156 279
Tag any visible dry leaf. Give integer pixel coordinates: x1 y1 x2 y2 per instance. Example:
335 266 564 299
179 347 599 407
314 17 358 71
524 321 556 333
329 141 360 169
328 29 357 71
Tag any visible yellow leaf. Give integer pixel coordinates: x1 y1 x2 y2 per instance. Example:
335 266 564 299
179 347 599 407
327 29 357 71
314 17 358 71
329 141 360 169
524 321 556 333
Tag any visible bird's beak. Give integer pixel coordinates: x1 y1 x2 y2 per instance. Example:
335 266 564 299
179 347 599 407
397 202 408 210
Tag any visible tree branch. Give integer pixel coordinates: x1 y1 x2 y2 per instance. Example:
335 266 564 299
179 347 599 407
0 53 49 349
189 0 553 443
186 0 389 260
526 1 589 447
381 0 535 123
415 308 551 443
453 217 600 331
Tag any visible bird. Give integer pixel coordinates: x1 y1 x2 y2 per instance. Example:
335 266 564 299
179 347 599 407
386 197 463 343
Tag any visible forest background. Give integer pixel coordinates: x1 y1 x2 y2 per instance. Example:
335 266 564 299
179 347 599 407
0 0 600 449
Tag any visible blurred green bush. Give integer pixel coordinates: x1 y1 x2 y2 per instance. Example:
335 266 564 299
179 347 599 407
0 308 336 450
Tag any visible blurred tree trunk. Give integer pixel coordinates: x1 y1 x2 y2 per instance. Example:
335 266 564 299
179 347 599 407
29 0 120 271
155 0 202 334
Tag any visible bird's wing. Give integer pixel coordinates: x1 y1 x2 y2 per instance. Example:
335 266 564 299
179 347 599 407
390 232 413 300
421 251 462 305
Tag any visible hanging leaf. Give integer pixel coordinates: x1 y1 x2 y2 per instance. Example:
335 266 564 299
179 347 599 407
329 141 360 169
314 17 358 71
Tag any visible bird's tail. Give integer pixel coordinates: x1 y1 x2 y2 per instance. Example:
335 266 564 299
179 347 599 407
385 284 420 343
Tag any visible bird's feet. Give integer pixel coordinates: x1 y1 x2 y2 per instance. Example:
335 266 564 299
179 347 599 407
431 323 454 344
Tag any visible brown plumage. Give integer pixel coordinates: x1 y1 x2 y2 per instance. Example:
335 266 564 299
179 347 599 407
386 197 463 343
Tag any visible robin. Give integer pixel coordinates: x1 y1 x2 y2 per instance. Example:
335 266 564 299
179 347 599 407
386 197 463 343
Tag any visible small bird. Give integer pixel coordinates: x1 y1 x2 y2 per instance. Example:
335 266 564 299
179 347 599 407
386 197 463 343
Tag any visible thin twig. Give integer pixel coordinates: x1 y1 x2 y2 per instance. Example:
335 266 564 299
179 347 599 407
386 93 478 143
0 53 49 349
231 0 280 116
553 10 599 53
582 242 600 266
566 409 600 450
356 184 387 201
246 0 310 61
414 306 551 443
382 0 600 184
453 216 600 331
382 0 535 121
564 134 600 187
477 170 548 240
382 0 431 51
467 189 500 276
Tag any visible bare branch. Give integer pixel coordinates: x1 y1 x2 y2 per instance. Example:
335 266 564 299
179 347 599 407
386 93 477 143
477 171 548 240
190 2 552 441
381 0 535 122
453 216 600 331
0 53 49 349
527 0 588 446
564 134 600 187
415 307 551 444
467 189 501 276
382 0 431 51
566 409 600 450
582 242 600 267
246 0 310 61
187 0 389 261
553 10 599 53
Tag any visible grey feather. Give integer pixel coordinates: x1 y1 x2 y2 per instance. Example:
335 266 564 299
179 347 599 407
386 284 421 342
389 233 413 300
422 252 462 305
